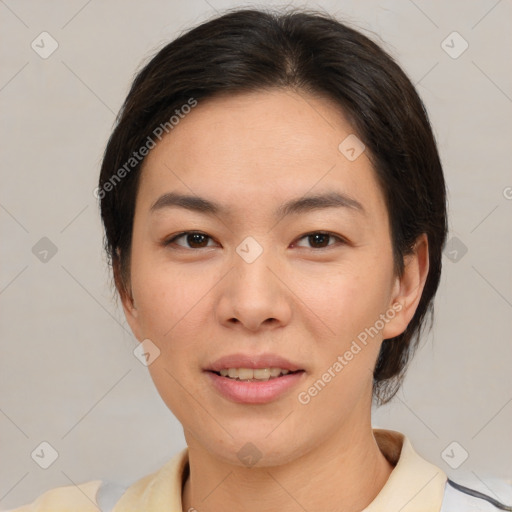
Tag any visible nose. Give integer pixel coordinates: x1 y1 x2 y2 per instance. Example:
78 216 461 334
216 244 292 333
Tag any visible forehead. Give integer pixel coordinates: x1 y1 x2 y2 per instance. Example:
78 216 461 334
137 89 385 218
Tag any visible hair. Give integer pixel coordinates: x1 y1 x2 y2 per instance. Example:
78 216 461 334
98 7 447 405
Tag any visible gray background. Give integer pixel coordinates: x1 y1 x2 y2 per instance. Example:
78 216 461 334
1 0 511 508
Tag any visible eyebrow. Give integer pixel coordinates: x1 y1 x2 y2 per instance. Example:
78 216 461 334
150 190 364 217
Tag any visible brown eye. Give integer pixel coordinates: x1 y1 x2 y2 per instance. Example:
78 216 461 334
294 232 345 249
308 233 330 248
165 231 215 249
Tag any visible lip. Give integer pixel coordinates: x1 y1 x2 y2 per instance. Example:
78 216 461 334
204 353 306 404
206 353 303 373
205 370 305 404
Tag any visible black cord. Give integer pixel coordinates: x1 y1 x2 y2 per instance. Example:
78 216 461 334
447 478 512 511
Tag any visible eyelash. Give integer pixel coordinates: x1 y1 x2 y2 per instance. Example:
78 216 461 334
163 231 347 251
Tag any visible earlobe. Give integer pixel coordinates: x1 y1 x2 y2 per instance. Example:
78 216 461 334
123 292 138 318
382 234 429 340
120 289 144 342
113 257 142 341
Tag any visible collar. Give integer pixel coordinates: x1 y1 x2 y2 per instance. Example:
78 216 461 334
113 429 447 512
365 429 447 511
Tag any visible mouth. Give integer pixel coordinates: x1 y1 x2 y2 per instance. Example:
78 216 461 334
208 367 303 382
204 354 306 404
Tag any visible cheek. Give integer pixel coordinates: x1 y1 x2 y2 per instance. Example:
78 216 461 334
293 270 388 411
130 245 213 336
294 261 392 342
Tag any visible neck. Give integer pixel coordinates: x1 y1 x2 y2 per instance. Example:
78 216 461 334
182 422 394 512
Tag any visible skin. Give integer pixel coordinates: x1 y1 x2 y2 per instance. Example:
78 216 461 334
120 89 429 512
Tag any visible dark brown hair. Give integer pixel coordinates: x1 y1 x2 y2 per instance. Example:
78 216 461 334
98 7 447 404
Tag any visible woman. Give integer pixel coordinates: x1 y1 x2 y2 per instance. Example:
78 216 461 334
10 7 511 512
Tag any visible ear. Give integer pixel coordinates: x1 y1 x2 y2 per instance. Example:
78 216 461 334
382 233 429 340
113 256 143 342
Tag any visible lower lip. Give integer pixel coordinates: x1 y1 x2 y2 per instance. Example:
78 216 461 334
205 371 305 404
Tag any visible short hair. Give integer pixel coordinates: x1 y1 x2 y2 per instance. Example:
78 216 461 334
98 8 448 405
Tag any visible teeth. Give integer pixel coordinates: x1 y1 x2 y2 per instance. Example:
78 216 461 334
238 368 254 380
217 367 292 381
253 368 270 380
269 367 282 377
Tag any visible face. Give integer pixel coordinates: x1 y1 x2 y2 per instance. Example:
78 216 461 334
121 89 424 467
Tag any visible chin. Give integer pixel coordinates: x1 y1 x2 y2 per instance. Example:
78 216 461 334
199 430 314 469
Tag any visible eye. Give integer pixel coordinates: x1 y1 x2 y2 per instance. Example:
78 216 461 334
164 231 217 249
293 231 346 249
163 230 346 250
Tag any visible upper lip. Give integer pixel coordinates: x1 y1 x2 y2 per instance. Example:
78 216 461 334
206 353 303 372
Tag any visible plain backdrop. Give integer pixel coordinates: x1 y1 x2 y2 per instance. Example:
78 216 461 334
1 0 511 508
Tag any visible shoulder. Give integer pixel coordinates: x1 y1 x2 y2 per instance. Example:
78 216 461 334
4 479 103 512
5 449 188 512
441 477 512 511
